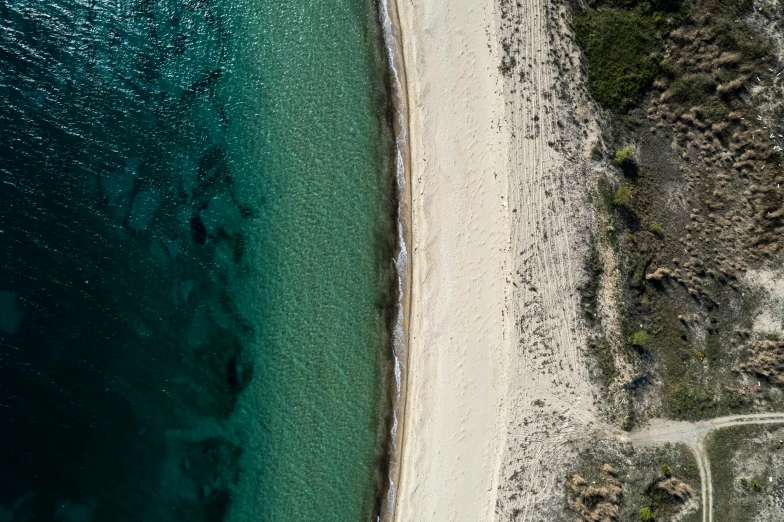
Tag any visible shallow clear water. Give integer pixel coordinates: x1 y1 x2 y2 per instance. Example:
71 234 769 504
0 0 394 520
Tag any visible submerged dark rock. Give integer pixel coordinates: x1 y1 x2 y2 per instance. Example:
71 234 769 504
191 214 208 244
227 354 253 393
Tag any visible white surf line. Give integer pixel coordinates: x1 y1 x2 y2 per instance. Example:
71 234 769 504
620 413 784 522
377 0 408 517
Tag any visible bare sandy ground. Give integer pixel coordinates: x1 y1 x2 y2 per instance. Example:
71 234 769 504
392 0 603 519
492 0 606 517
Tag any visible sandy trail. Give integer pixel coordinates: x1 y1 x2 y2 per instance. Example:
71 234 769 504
491 0 605 517
622 413 784 522
623 413 784 445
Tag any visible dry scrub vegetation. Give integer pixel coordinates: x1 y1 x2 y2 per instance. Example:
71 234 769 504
494 0 784 518
735 338 784 384
706 425 784 521
568 465 623 521
568 466 696 522
568 442 700 522
572 0 784 431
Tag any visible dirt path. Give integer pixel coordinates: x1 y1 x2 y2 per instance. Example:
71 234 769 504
621 413 784 522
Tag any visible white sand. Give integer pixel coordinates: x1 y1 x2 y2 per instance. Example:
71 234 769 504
392 0 509 519
393 0 602 519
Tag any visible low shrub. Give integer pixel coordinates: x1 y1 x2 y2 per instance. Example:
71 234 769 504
614 146 634 166
613 185 632 207
668 382 716 419
669 73 715 105
699 97 730 123
630 330 648 346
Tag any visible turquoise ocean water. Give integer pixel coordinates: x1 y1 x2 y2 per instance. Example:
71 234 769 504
0 0 395 520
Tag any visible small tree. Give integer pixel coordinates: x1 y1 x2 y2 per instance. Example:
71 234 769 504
630 330 648 347
614 146 639 177
613 185 632 207
639 507 653 521
614 147 634 166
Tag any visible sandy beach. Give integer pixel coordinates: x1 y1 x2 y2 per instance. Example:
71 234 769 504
393 0 509 518
392 0 602 519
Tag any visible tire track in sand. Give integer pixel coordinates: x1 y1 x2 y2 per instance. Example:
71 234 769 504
493 0 605 517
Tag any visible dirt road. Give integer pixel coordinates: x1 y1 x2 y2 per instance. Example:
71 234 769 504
621 413 784 522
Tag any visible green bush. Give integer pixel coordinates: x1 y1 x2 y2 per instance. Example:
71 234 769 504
649 223 663 235
630 330 648 346
614 146 639 177
667 382 716 419
700 96 730 123
669 73 715 105
613 185 632 207
614 146 634 166
640 507 653 521
760 4 776 18
574 9 660 110
752 478 762 491
662 464 671 477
